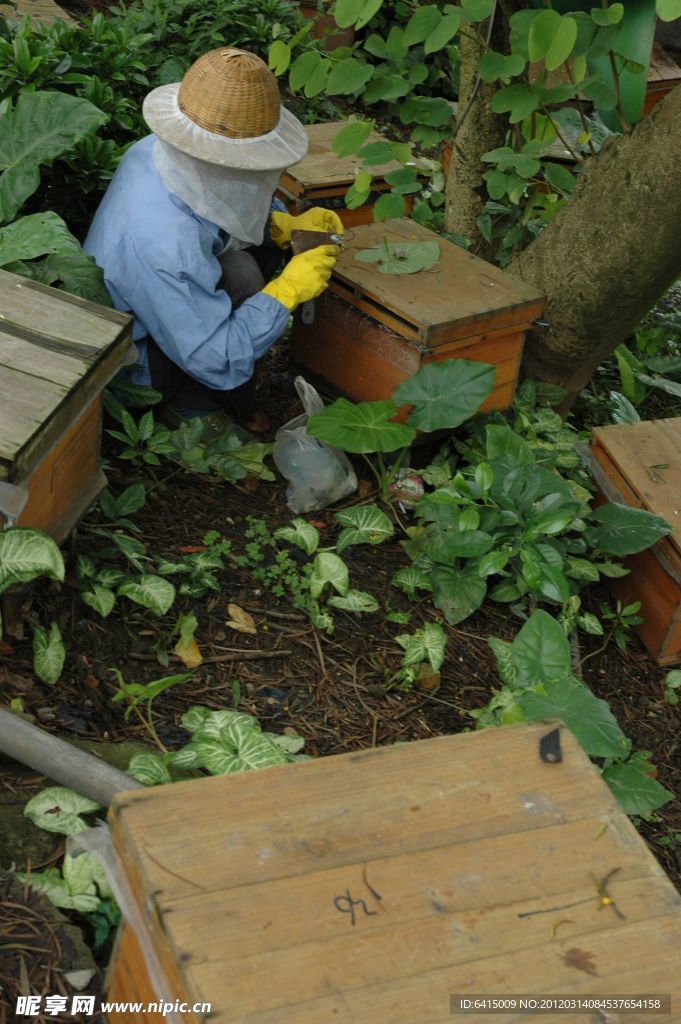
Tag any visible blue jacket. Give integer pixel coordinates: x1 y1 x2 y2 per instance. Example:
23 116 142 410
84 135 289 391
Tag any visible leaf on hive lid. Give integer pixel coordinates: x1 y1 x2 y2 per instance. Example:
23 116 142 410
354 237 440 274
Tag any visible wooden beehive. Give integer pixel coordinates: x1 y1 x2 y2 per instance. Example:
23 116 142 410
582 417 681 666
644 43 681 115
290 218 545 414
0 270 132 541
277 122 415 227
105 722 681 1023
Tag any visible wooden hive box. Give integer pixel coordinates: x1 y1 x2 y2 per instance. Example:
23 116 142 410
290 218 545 414
0 270 132 542
105 722 681 1023
581 417 681 666
644 43 681 116
277 122 416 228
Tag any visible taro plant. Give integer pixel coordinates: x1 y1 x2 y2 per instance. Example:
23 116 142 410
472 609 674 818
110 668 194 749
398 421 671 629
0 89 110 301
306 358 497 503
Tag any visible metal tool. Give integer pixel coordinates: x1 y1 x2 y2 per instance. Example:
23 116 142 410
290 229 344 325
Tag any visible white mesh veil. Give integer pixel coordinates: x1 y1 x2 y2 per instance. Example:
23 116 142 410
153 140 282 248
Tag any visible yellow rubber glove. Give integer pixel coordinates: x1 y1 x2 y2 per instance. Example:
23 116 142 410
268 207 344 248
291 207 344 236
262 245 339 312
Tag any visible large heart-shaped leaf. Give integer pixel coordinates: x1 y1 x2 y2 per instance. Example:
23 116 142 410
430 565 487 624
0 528 64 594
334 504 394 553
396 622 447 671
118 575 176 615
33 621 66 685
310 552 349 599
519 678 630 759
354 239 440 274
328 589 379 613
274 518 320 555
307 398 416 454
24 787 100 836
394 360 495 432
0 92 106 222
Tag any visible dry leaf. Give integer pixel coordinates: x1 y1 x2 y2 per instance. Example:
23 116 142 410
226 604 257 635
358 479 374 498
174 636 203 669
246 411 270 433
416 663 441 692
242 477 260 493
178 544 208 554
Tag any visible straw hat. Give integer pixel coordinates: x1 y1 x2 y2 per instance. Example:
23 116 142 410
143 48 308 171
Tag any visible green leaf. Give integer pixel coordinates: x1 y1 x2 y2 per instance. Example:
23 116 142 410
373 192 407 222
127 752 173 786
511 609 571 685
355 238 439 274
478 549 511 577
332 120 374 158
461 0 494 18
396 621 447 671
391 567 432 597
190 715 288 774
118 574 176 615
395 359 495 432
310 552 349 599
274 518 320 555
488 636 518 688
585 503 671 556
602 756 674 816
656 0 681 20
334 0 366 27
326 58 374 96
519 679 630 759
334 504 394 553
358 140 395 165
328 589 380 613
289 51 324 92
490 84 541 123
636 372 681 399
268 39 291 75
0 211 73 266
430 565 487 625
0 92 106 223
115 484 146 517
403 5 441 46
546 15 577 70
427 528 494 563
424 12 461 53
24 787 100 836
307 398 416 453
363 75 411 104
0 527 64 594
528 8 562 62
544 162 577 195
33 621 65 685
355 0 384 29
609 391 640 424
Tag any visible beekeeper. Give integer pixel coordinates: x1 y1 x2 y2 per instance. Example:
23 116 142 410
85 47 342 426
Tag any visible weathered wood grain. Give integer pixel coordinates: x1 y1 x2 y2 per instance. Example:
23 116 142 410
107 723 681 1022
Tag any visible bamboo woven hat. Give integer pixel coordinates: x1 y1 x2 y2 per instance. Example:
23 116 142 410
143 48 308 171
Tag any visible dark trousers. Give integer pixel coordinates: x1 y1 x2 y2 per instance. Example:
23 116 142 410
147 244 283 412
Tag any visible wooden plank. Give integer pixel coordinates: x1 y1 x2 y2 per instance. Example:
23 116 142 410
0 364 68 475
108 724 681 1021
110 727 617 901
0 269 129 356
591 419 681 560
329 220 545 346
0 328 86 389
648 42 681 83
279 122 403 194
0 0 74 23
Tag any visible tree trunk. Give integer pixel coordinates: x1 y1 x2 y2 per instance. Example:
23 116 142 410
443 15 509 253
508 85 681 410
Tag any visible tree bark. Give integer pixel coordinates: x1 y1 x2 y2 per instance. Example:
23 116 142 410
508 85 681 410
443 12 509 253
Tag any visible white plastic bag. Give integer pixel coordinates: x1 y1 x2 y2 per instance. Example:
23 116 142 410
273 377 357 513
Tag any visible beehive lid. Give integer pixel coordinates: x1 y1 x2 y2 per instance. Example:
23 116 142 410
279 121 403 197
108 722 681 1023
330 219 545 346
591 418 681 561
0 270 132 482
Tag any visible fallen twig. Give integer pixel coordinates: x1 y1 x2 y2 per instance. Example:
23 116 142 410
128 649 292 664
